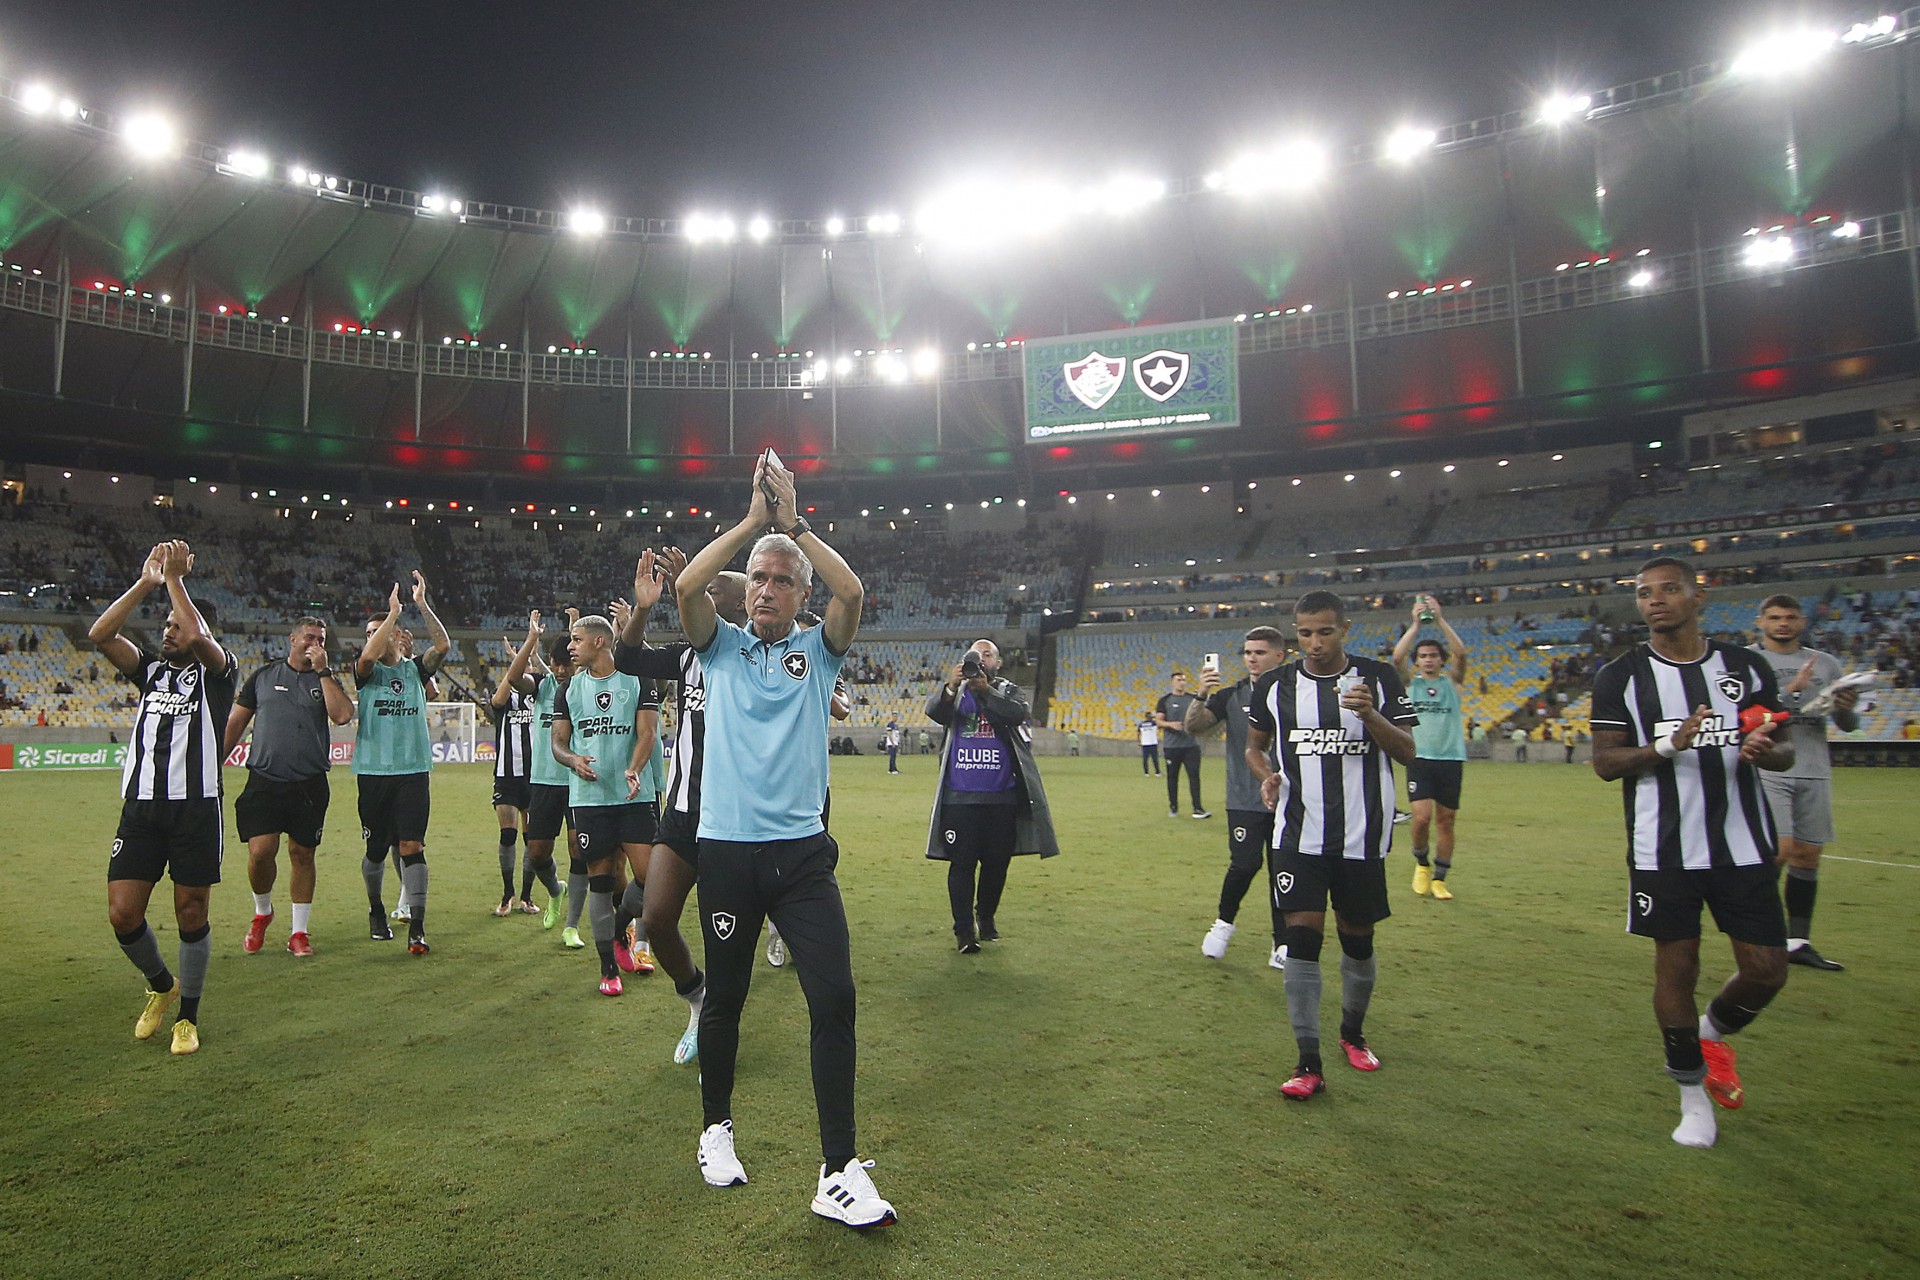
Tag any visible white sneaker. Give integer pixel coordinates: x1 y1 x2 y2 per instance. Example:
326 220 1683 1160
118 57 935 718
390 901 412 921
812 1157 897 1228
766 929 787 968
698 1120 747 1186
1269 945 1288 971
1201 918 1235 958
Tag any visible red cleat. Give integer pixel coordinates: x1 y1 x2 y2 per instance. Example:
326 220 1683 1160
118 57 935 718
286 931 314 957
1340 1039 1381 1072
614 939 639 973
599 974 623 997
1701 1039 1744 1109
243 913 272 954
1281 1070 1326 1100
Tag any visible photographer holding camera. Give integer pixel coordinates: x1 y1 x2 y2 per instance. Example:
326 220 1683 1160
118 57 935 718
924 639 1059 953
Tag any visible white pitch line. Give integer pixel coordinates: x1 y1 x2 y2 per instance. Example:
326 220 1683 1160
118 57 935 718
1824 855 1920 869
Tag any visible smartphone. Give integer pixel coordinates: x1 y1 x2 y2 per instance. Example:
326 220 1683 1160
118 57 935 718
760 447 783 505
1201 653 1220 676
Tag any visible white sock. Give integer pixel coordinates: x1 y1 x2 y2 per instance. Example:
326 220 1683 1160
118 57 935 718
1672 1084 1717 1147
291 902 312 934
1698 1013 1724 1043
252 893 274 916
1786 937 1808 950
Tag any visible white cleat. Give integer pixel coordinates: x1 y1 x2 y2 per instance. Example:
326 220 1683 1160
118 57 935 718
766 928 787 968
698 1120 748 1186
1269 945 1288 971
1201 918 1235 959
812 1157 897 1228
674 999 701 1066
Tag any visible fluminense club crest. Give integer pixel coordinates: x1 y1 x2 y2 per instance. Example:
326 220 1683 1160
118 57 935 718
1132 349 1190 403
1063 351 1126 410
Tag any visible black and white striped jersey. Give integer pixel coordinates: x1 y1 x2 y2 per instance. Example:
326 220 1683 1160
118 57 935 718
492 688 535 781
121 648 239 801
615 640 705 816
1247 655 1417 860
1590 641 1783 872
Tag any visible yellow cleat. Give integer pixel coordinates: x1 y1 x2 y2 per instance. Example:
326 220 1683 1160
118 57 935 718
1411 864 1432 896
170 1019 200 1056
135 979 179 1040
1430 880 1454 901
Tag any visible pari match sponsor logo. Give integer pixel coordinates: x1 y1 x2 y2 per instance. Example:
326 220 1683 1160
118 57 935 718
1025 318 1239 443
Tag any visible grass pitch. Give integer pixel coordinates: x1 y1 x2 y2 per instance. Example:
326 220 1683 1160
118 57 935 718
2 756 1915 1279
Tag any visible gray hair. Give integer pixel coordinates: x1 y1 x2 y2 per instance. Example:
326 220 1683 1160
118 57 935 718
749 533 813 588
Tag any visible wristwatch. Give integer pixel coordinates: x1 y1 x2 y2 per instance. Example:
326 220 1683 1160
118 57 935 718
778 516 812 539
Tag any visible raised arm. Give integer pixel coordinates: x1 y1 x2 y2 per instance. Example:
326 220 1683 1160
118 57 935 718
1186 668 1224 733
410 570 451 674
1429 600 1469 680
677 462 776 650
499 612 543 701
89 543 166 678
355 584 403 682
623 548 682 646
159 541 225 670
763 460 861 655
1390 600 1422 680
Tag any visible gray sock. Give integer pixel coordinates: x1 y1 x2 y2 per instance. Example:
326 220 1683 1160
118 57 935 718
401 857 429 924
567 870 589 928
536 859 562 895
361 856 387 908
620 880 648 943
588 889 616 946
498 840 516 881
117 923 171 989
1284 958 1323 1062
179 929 211 999
1341 953 1378 1038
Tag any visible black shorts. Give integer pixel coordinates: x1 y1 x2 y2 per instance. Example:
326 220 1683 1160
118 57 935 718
1227 809 1271 872
109 798 224 887
656 804 700 864
526 783 571 841
1406 758 1464 811
492 774 532 812
1627 863 1787 946
938 803 1018 861
1269 847 1392 926
573 803 657 865
357 772 431 846
235 773 330 848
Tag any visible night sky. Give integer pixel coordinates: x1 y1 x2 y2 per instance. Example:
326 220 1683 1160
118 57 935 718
0 0 1836 216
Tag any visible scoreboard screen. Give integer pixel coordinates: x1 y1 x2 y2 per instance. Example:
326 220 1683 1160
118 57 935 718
1023 318 1239 443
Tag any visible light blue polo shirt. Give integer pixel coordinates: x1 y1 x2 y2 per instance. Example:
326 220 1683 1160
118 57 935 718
695 617 845 842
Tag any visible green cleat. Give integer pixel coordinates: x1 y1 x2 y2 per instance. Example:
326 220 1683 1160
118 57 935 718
561 926 585 949
543 883 567 931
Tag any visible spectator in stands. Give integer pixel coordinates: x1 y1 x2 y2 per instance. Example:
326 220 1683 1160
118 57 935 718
1138 715 1160 774
1155 672 1211 819
925 640 1058 954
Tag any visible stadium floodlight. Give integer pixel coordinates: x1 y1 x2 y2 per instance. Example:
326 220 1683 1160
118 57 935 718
1834 220 1862 238
1538 92 1592 126
833 355 853 377
1085 172 1165 216
1730 28 1836 78
911 348 939 377
57 96 80 119
1743 235 1794 269
869 211 903 235
875 353 907 382
122 112 177 159
1627 269 1654 289
1841 16 1898 44
1382 125 1436 163
21 83 56 116
1221 138 1328 194
748 215 772 242
421 193 446 213
569 207 607 236
226 149 269 179
823 215 845 237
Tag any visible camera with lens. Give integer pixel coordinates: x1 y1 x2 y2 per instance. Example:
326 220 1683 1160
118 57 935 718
960 651 986 681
